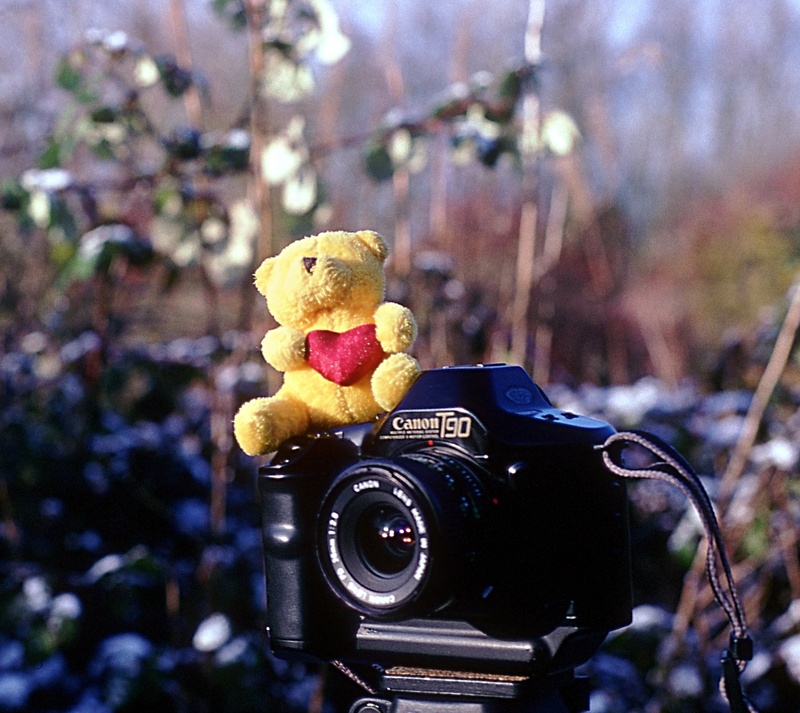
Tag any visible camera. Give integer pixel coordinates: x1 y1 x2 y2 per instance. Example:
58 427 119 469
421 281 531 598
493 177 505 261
258 364 632 693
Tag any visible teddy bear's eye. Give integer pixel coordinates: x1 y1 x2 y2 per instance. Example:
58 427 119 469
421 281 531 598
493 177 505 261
302 257 317 274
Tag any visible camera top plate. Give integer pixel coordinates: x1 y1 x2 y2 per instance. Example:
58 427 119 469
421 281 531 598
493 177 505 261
370 364 614 455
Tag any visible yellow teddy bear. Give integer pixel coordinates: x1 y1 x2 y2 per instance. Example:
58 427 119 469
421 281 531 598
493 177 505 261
233 230 421 456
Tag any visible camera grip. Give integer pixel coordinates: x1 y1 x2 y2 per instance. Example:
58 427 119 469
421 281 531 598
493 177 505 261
260 479 321 651
258 435 361 658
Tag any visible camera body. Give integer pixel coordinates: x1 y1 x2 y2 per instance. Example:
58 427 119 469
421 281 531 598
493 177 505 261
258 364 632 677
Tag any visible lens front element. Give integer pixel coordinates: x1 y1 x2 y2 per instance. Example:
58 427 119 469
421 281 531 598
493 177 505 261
356 504 417 576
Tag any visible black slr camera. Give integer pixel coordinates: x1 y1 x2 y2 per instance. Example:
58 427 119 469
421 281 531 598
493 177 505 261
258 364 632 692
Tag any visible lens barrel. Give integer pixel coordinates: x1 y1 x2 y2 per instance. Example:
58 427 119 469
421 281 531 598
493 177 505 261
318 452 489 618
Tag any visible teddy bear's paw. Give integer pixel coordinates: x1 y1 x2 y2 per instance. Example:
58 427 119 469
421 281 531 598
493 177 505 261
262 326 307 372
372 353 421 411
233 396 310 456
374 302 418 353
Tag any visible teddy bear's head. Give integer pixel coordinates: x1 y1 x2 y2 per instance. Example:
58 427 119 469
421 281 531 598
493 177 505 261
253 230 388 331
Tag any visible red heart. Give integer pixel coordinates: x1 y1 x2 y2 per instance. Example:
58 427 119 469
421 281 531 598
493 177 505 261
306 324 385 386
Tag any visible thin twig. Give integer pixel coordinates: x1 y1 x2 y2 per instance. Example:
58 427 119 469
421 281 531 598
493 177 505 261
509 0 546 369
719 279 800 505
169 0 203 129
531 177 569 383
241 0 273 331
383 1 411 278
665 278 800 662
210 380 233 534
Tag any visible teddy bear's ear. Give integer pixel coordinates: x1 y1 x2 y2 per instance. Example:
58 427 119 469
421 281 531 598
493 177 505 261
355 230 388 263
254 256 277 296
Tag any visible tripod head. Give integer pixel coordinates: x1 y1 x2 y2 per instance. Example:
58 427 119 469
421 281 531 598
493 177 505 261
347 665 591 713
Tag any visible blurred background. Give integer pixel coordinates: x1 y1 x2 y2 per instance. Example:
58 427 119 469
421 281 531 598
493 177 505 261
2 0 800 711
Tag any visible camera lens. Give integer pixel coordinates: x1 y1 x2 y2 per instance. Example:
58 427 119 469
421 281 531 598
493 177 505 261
356 505 416 576
318 452 489 618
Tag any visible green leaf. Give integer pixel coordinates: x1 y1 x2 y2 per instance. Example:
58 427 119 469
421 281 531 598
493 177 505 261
211 0 247 30
203 146 225 176
57 249 97 288
1 180 28 211
160 258 182 292
156 56 193 97
497 69 522 102
364 140 394 183
38 137 62 169
738 513 770 560
57 132 80 161
77 224 156 279
154 186 182 215
90 140 116 161
50 241 78 269
48 196 79 241
165 127 202 161
55 57 83 91
433 97 470 121
671 539 698 570
204 141 249 175
90 106 118 123
75 86 99 104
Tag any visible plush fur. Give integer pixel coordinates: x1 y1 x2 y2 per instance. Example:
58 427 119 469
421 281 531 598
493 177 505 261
233 230 421 456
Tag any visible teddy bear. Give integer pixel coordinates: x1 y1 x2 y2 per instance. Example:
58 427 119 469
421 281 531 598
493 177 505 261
233 229 421 456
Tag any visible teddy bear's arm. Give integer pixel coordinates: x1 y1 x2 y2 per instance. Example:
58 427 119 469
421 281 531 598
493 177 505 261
374 302 417 353
261 326 307 372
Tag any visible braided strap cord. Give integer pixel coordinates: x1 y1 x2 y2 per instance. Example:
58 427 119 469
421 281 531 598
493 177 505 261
599 430 757 713
330 659 377 696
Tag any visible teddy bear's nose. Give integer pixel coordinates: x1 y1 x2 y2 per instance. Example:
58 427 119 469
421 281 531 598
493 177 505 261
302 257 317 274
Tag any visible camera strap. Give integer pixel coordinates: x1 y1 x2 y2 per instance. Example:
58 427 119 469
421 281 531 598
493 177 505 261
598 429 757 713
330 659 378 695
